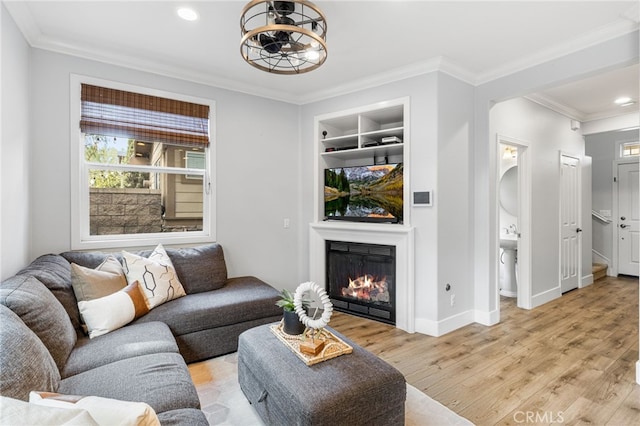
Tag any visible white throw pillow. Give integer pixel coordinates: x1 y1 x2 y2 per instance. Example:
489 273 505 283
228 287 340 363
1 396 98 426
121 244 186 309
78 281 149 338
29 392 160 426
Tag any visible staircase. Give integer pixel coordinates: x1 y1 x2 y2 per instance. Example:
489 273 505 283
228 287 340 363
592 263 608 281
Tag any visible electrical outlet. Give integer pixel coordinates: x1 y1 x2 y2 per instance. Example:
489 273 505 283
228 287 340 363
283 218 290 229
450 294 455 307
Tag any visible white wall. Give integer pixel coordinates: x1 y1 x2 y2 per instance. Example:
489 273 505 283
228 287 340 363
585 128 640 266
28 48 302 289
491 97 589 301
1 4 31 280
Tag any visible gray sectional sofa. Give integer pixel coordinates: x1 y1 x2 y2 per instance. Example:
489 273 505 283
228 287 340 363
0 243 283 424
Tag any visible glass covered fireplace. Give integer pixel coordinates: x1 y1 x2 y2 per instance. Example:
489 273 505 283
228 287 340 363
326 240 396 325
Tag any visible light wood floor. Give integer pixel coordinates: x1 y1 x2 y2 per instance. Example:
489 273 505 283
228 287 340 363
330 275 639 425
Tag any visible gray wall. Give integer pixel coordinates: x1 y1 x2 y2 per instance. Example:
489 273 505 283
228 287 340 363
22 46 302 289
300 71 476 333
1 4 31 280
585 128 640 266
473 30 639 323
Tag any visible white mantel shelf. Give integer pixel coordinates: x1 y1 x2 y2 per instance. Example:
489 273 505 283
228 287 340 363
309 221 415 333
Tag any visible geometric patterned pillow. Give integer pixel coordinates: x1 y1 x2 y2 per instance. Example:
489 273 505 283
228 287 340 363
121 244 186 310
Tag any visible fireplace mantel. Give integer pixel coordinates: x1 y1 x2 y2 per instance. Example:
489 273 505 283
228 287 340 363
309 222 415 333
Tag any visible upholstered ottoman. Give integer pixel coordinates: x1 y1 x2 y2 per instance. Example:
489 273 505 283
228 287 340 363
238 324 406 426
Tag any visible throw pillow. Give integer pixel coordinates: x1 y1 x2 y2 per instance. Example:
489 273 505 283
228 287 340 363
70 256 127 302
1 396 98 426
29 392 160 426
78 281 150 339
121 244 186 309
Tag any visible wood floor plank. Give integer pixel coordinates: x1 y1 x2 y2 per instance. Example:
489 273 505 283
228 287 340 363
330 275 639 425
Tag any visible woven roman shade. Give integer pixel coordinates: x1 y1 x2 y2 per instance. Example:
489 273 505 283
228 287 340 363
80 84 209 147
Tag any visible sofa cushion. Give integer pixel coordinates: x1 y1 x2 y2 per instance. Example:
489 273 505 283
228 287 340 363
0 275 76 372
156 408 209 426
17 254 81 331
164 243 228 293
0 305 60 401
62 322 178 378
78 281 150 338
122 244 186 309
133 276 281 336
70 255 127 302
62 243 229 295
58 352 200 414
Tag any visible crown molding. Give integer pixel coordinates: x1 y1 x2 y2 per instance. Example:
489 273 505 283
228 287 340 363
476 19 639 85
3 1 41 46
525 93 584 121
296 56 477 105
4 1 638 105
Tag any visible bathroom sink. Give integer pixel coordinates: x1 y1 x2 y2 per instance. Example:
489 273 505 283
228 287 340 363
500 236 518 250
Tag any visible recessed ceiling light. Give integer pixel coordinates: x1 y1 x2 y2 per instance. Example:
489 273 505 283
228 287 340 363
177 7 198 21
614 96 633 105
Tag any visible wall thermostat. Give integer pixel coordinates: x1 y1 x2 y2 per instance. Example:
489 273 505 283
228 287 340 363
412 191 433 206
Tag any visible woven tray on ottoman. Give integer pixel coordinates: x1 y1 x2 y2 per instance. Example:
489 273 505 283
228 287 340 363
238 323 406 426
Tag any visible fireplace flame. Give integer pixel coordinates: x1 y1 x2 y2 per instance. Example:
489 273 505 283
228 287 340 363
342 275 390 303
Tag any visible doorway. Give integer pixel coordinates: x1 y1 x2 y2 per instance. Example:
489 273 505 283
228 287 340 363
560 154 581 293
496 135 531 309
616 161 639 276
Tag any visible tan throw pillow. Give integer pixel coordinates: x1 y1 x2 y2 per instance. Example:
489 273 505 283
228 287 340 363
29 391 160 426
70 256 127 302
121 244 186 310
77 281 149 338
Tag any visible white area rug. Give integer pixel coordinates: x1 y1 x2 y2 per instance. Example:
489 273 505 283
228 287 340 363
189 353 473 426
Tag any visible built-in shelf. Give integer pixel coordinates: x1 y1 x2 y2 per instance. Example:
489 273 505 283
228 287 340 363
314 97 410 224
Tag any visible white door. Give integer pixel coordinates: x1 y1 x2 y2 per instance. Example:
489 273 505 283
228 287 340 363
560 155 580 293
618 162 639 276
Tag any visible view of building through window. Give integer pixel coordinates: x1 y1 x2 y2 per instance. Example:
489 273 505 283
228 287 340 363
86 134 205 236
621 141 640 157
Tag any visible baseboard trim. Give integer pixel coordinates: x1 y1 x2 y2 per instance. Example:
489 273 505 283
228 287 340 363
581 274 594 288
474 308 500 326
415 310 475 337
531 286 561 308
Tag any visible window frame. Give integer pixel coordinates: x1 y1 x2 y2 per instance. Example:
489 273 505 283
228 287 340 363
70 74 216 250
619 140 640 159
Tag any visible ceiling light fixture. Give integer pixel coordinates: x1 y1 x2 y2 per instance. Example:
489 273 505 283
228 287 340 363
240 0 327 74
177 7 198 21
614 96 635 107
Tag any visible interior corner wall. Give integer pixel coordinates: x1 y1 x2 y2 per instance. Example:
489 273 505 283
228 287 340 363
299 73 441 326
436 72 475 331
27 49 301 289
1 5 31 280
490 97 586 299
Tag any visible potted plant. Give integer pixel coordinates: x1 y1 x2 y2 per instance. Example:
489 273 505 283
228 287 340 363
276 288 310 335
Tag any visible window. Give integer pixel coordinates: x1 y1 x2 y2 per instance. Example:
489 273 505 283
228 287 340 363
185 151 205 180
71 76 216 249
620 141 640 158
